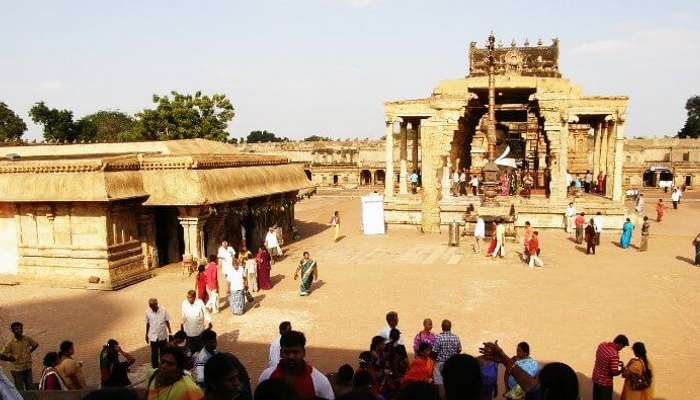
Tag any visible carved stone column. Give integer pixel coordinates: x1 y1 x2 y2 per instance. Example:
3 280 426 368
604 116 615 197
592 122 602 178
412 121 420 173
384 119 395 197
399 121 409 195
138 212 158 270
177 207 209 264
542 110 570 200
599 120 609 185
611 115 626 202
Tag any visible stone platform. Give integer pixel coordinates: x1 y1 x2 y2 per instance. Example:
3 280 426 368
385 193 628 233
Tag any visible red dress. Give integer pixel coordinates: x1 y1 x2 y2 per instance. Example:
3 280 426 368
195 272 208 303
256 250 272 290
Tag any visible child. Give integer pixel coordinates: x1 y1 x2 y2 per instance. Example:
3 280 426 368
244 254 258 292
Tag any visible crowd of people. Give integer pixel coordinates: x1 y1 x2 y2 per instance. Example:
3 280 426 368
1 310 656 400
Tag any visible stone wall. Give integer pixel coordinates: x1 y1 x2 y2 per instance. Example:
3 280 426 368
0 204 18 274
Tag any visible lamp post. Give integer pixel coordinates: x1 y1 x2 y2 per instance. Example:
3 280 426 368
481 32 500 206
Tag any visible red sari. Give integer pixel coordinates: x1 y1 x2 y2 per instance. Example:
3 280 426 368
195 272 208 303
256 250 272 290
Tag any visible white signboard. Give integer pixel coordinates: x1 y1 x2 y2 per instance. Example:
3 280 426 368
361 194 385 235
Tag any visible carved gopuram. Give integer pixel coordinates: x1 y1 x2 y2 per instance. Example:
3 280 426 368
384 36 629 233
0 139 312 289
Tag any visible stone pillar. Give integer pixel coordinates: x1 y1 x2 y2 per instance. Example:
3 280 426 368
138 212 158 270
611 117 626 202
543 110 570 200
605 117 615 198
599 120 608 182
177 207 209 264
592 122 602 178
399 121 408 195
384 120 395 197
412 121 420 173
420 111 460 233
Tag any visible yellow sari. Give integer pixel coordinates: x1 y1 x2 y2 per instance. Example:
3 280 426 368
621 358 653 400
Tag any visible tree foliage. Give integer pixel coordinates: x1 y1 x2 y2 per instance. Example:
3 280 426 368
78 111 134 142
29 102 80 142
0 102 27 141
133 91 235 141
678 95 700 139
303 135 332 142
246 130 287 143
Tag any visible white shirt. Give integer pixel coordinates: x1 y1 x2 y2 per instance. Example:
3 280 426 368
470 177 479 187
452 172 459 183
217 246 235 268
474 218 485 238
194 348 214 385
268 335 281 368
259 365 335 400
265 231 280 248
181 299 211 337
379 324 404 345
145 306 171 342
566 206 576 218
496 224 506 242
671 190 680 201
566 173 572 186
594 215 604 233
459 173 466 183
226 266 245 291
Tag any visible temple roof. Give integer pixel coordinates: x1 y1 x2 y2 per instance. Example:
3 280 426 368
0 139 313 204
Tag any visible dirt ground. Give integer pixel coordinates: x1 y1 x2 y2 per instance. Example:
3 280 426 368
1 188 699 399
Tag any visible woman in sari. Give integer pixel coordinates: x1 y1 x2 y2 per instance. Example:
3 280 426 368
693 233 700 266
194 265 208 304
621 342 653 400
500 173 509 196
256 248 272 290
294 251 317 296
619 218 634 249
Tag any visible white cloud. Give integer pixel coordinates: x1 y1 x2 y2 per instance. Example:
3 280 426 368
570 39 633 56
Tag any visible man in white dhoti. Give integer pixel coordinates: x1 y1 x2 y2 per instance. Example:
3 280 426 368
217 241 235 286
265 227 283 262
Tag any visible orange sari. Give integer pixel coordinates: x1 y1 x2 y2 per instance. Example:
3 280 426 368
401 356 434 384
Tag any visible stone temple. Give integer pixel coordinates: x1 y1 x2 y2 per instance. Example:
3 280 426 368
383 37 629 233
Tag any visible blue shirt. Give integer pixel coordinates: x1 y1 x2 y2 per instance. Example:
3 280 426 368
411 173 418 183
508 357 540 389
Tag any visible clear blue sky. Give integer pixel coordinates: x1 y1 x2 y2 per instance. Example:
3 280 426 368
2 0 698 140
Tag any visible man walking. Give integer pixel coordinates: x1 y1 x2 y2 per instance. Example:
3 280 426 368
458 169 467 196
1 322 39 391
269 321 292 368
473 214 485 254
592 334 629 400
594 212 604 246
671 188 680 209
574 212 586 244
565 202 576 234
205 255 219 313
469 175 479 196
145 298 172 369
492 220 506 259
181 290 212 345
258 331 335 399
527 231 544 267
640 216 650 252
433 320 461 396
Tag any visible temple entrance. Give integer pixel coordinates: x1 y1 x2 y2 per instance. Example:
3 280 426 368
360 170 372 185
643 170 656 187
375 170 385 185
154 207 184 266
333 175 339 185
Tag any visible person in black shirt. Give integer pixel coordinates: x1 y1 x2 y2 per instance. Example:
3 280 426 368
99 339 135 387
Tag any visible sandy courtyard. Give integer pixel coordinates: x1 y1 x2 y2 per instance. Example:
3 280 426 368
1 190 699 399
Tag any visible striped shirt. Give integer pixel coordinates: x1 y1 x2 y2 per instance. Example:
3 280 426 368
434 332 461 362
592 342 620 386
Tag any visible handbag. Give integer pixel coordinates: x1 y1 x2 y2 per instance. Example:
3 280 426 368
629 361 650 391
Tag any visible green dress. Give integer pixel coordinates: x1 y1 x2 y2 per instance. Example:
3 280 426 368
299 259 317 296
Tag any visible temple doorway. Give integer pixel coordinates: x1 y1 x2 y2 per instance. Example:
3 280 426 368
360 170 372 185
333 175 339 185
154 207 184 266
643 170 656 187
375 170 385 185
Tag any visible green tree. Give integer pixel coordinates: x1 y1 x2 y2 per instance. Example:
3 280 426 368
0 102 27 141
29 101 80 142
134 91 235 141
678 95 700 138
246 130 287 143
303 135 332 142
78 111 134 142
